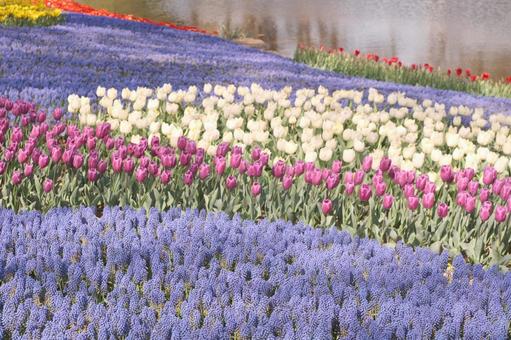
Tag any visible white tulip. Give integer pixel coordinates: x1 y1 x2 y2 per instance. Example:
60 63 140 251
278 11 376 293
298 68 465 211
107 88 117 100
495 156 508 173
96 86 106 97
304 151 317 163
119 120 132 134
319 147 333 162
284 141 299 155
353 139 365 153
343 149 356 163
130 135 142 144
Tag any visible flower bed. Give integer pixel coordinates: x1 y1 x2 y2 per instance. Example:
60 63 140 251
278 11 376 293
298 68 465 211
0 1 63 26
1 14 511 117
295 46 511 99
2 96 511 266
0 206 510 338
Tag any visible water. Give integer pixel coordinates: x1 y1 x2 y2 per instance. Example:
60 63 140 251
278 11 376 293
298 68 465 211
80 0 511 79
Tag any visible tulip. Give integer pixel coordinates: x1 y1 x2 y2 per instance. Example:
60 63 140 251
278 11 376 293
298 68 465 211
424 181 437 194
177 136 188 150
407 196 419 211
326 174 339 190
362 156 372 173
345 182 355 195
185 140 197 155
354 170 365 185
251 182 262 197
214 156 226 175
321 199 333 215
479 188 491 202
251 147 261 161
456 192 468 207
464 196 477 213
238 160 248 175
148 161 159 176
112 156 122 173
12 170 22 185
492 179 504 195
259 153 269 165
87 168 99 182
179 152 191 166
437 203 449 218
226 175 237 190
359 184 372 202
97 160 107 173
216 142 230 157
72 154 84 169
480 206 492 222
230 153 242 169
500 185 511 201
0 161 6 175
161 154 177 169
495 206 508 223
440 165 453 183
294 161 305 176
38 153 49 169
456 176 469 192
272 160 286 178
24 163 33 177
4 149 14 161
122 158 134 173
160 170 172 184
331 160 342 174
422 192 435 209
483 166 497 185
468 181 479 196
199 164 210 180
86 137 96 150
379 157 391 172
404 184 415 198
382 194 394 209
344 171 354 184
195 148 205 165
183 170 194 185
52 107 63 120
43 178 53 193
416 174 428 192
282 175 293 190
375 181 386 196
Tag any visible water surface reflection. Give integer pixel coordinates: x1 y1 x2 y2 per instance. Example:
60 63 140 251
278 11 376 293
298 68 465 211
80 0 511 78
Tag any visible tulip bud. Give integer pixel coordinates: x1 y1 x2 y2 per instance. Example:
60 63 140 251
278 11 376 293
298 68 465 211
422 192 435 209
251 182 262 197
230 153 242 169
160 169 172 184
464 196 476 213
72 154 84 169
345 182 355 195
362 156 373 173
12 170 22 185
440 165 453 183
416 174 428 192
407 196 419 211
404 184 415 198
272 160 286 178
437 203 449 218
38 153 49 169
251 147 261 161
43 178 53 193
375 181 387 196
480 206 492 222
183 170 194 185
495 206 508 223
483 166 497 185
379 157 392 172
359 184 372 202
226 175 237 190
468 180 479 196
87 168 99 182
282 175 293 190
122 158 134 173
382 194 394 209
52 108 63 120
479 188 491 202
177 136 188 150
24 163 33 177
492 179 504 196
98 160 107 173
214 156 226 175
321 198 333 215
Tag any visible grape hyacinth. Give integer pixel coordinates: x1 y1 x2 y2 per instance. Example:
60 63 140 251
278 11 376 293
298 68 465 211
0 206 510 338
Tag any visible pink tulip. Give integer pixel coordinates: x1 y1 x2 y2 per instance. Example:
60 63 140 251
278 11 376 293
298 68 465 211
456 176 469 192
456 191 468 208
161 154 177 169
24 163 33 177
50 147 62 162
259 153 269 165
326 174 340 190
43 178 53 193
464 196 477 213
86 137 96 150
382 194 394 209
286 166 295 177
72 154 84 169
148 161 159 176
282 175 293 190
226 175 237 190
495 206 508 223
179 152 191 166
87 168 99 182
483 166 497 185
437 203 449 218
375 181 387 196
379 157 391 172
407 196 419 211
362 156 372 172
501 184 511 201
440 165 453 183
480 206 492 222
422 192 435 209
345 182 355 195
0 161 6 175
354 170 365 185
492 179 504 195
38 153 49 169
214 156 226 175
321 169 330 181
98 160 107 173
294 161 305 176
479 188 491 202
199 164 210 180
321 199 333 215
251 182 261 197
272 160 286 178
251 147 261 161
359 184 372 202
160 170 172 184
332 160 342 174
230 153 242 169
183 170 194 185
177 136 188 151
112 156 122 173
135 167 147 183
416 174 428 192
12 170 22 185
404 184 415 198
52 107 63 120
122 158 134 173
17 150 29 164
344 171 354 184
468 181 479 196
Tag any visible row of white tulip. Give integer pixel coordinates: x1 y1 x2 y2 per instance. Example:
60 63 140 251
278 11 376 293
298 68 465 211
67 83 511 180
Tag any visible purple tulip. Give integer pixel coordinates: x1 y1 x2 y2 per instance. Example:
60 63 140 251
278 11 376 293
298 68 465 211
179 152 191 167
86 137 96 150
424 181 436 194
456 176 469 192
416 174 428 192
422 192 435 209
321 168 330 181
492 179 504 195
38 153 49 169
4 149 14 161
230 153 242 169
226 175 237 190
465 196 477 213
111 156 122 173
292 161 304 176
160 169 172 184
404 184 415 198
375 181 387 196
479 188 491 202
72 154 84 169
185 140 196 154
440 165 454 183
12 170 22 185
282 175 293 190
198 163 210 180
305 169 322 186
331 160 342 174
345 182 355 195
24 163 33 177
359 184 372 202
214 156 226 175
0 161 6 175
379 157 391 172
97 160 107 173
251 147 261 161
232 145 243 155
87 168 99 182
183 170 194 185
148 161 159 176
195 148 205 164
456 191 468 207
382 194 394 209
123 158 135 173
495 206 508 223
238 160 248 174
177 136 188 150
321 198 333 215
135 167 147 183
362 155 373 172
326 174 340 190
480 206 492 222
161 154 177 169
259 152 270 166
500 184 511 201
272 160 286 178
344 171 354 184
354 170 365 185
407 196 419 211
483 166 497 185
468 180 479 196
437 203 449 218
43 178 53 193
251 182 261 197
17 150 29 164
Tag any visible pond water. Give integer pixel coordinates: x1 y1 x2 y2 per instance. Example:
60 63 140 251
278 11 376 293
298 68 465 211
80 0 511 79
